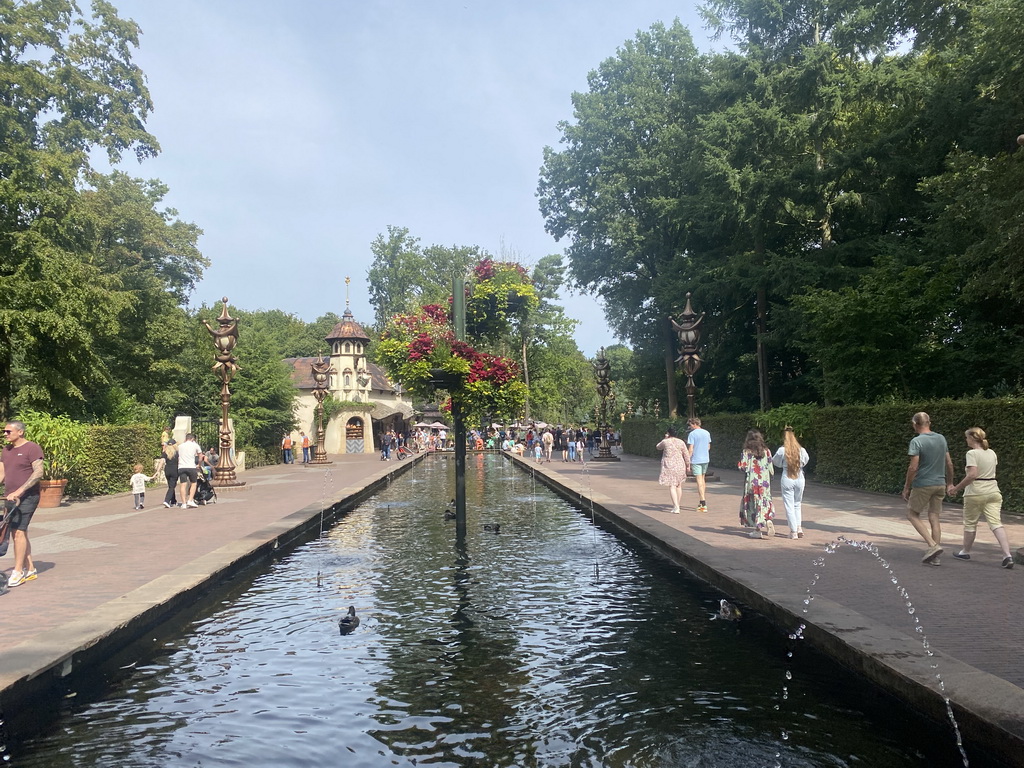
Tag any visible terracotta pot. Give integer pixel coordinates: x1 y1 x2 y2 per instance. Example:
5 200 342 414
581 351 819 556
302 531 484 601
38 478 68 508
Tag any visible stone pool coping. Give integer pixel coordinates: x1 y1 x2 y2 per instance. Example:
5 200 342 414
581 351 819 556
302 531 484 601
510 451 1024 767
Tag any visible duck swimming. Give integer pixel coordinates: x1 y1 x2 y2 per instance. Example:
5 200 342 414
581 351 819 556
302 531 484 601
483 523 501 533
444 510 457 520
713 599 742 622
338 605 360 635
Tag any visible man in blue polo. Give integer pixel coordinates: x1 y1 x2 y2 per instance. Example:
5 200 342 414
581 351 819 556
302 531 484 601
687 417 711 513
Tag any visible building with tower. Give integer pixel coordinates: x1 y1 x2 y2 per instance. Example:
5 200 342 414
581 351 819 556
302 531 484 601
284 284 413 455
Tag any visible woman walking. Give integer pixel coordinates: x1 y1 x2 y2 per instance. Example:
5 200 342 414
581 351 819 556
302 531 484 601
657 426 691 514
772 427 809 539
157 439 180 509
947 427 1014 569
739 430 775 538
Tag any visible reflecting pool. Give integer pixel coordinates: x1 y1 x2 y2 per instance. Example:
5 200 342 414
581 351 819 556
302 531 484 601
13 454 970 767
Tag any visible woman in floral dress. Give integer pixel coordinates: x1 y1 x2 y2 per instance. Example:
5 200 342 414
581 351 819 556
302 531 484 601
738 429 776 538
657 426 692 514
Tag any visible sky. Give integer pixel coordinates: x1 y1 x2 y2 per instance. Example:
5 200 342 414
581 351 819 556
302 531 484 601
105 0 716 356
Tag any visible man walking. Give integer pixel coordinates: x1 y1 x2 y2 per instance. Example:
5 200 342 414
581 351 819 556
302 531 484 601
299 431 311 463
177 432 203 509
687 418 712 513
902 412 954 565
0 421 45 587
281 433 294 464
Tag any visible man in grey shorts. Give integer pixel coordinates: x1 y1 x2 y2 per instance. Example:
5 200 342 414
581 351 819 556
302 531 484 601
901 412 953 565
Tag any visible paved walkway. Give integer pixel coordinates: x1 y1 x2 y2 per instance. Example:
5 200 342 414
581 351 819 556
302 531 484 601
2 449 1021 761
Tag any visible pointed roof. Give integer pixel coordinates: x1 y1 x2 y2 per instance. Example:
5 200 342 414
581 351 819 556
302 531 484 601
326 308 370 343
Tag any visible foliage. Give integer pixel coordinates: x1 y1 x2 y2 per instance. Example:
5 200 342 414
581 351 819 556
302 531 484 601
377 304 526 421
321 396 374 423
0 1 205 417
17 410 90 482
465 258 539 341
367 226 485 331
72 423 160 497
623 398 1024 513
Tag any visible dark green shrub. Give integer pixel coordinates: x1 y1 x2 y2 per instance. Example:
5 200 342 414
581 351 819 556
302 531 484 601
71 424 162 497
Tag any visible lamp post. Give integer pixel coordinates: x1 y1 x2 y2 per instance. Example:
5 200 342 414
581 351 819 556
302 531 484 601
308 353 335 465
671 292 705 422
592 347 620 462
201 297 245 487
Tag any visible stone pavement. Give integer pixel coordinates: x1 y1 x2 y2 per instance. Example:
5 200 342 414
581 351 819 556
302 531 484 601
514 450 1024 765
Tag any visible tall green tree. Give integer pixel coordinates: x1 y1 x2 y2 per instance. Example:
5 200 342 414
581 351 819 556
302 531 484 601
0 1 199 417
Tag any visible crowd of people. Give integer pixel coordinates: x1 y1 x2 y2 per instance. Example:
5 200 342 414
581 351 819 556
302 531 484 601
654 411 1014 569
1 409 1013 591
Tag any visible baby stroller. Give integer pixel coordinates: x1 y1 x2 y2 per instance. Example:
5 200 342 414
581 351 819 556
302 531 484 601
194 469 218 505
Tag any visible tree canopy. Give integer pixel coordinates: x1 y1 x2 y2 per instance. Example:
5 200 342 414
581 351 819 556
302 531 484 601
540 0 1024 411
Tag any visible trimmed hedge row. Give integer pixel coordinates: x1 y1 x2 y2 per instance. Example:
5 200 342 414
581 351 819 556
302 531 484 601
621 398 1024 513
70 424 162 497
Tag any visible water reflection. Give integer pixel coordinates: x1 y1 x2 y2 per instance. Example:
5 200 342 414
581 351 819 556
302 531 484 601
14 454 964 767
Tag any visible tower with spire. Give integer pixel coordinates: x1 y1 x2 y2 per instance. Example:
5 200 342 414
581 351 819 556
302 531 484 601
282 277 413 455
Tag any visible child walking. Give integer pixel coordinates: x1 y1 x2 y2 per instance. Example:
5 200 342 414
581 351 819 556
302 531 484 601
130 464 154 510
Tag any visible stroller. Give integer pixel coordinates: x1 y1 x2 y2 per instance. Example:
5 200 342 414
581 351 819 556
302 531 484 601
194 469 218 505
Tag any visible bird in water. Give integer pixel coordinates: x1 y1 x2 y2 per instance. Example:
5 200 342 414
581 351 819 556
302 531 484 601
483 523 501 533
712 599 742 621
338 605 360 635
444 509 457 520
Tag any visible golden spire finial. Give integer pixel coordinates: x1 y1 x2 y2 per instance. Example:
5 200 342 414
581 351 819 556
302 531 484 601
345 276 351 309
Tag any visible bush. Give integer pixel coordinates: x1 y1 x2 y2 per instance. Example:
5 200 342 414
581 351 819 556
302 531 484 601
71 424 162 497
622 399 1024 513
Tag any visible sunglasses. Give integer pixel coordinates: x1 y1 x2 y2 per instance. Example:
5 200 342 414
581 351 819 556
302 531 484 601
2 430 13 434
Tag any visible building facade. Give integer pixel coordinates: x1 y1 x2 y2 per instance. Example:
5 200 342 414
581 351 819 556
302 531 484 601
284 308 413 454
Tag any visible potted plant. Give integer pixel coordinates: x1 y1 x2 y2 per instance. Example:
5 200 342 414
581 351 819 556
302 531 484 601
16 411 89 507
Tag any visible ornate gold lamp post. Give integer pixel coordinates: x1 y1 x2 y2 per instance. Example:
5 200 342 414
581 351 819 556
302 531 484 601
308 353 335 465
592 347 621 462
202 297 245 487
671 292 705 422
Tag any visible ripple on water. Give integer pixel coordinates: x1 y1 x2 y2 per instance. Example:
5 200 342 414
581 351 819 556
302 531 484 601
13 455 961 768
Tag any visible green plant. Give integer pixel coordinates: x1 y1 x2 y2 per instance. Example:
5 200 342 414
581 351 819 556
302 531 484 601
18 411 90 481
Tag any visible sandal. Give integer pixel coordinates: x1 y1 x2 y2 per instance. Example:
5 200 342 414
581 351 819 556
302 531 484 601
765 520 776 538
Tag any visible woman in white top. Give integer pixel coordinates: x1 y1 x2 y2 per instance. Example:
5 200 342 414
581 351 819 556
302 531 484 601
772 427 810 539
947 427 1013 569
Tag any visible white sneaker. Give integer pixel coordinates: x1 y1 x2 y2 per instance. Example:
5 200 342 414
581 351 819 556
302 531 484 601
162 501 172 508
186 501 199 508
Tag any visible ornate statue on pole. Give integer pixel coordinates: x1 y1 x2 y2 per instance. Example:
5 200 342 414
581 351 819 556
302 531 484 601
592 347 620 462
307 353 335 465
201 297 245 487
671 292 705 421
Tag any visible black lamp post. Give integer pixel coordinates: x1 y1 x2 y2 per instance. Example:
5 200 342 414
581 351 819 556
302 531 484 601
592 347 620 462
671 292 705 422
201 297 245 487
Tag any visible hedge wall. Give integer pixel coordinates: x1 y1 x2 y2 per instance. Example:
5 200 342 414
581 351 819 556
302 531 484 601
813 399 1024 511
70 424 162 497
621 398 1024 513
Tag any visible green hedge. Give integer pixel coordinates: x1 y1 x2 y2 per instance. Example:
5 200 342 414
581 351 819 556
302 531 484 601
622 398 1024 513
71 424 162 497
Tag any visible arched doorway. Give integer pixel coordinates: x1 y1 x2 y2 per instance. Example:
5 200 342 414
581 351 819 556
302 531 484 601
346 417 365 454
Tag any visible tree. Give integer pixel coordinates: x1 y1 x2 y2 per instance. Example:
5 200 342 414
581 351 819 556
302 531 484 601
367 226 484 331
539 21 709 418
0 1 194 417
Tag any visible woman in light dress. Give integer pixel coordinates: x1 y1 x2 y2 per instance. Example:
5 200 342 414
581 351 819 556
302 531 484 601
739 430 775 538
772 427 809 539
947 427 1014 569
657 426 691 514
